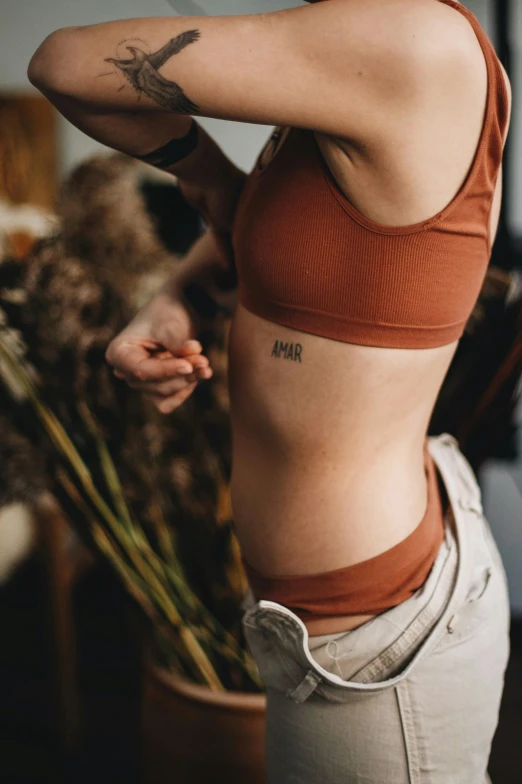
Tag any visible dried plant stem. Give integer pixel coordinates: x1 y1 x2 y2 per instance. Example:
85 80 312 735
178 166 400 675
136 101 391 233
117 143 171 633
0 333 263 691
56 465 223 689
78 394 260 685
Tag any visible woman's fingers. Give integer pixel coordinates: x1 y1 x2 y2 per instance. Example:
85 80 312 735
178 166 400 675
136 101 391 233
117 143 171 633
126 365 213 396
181 352 210 370
179 352 212 382
107 337 215 402
116 352 212 388
177 340 203 356
149 382 199 414
111 345 194 381
107 339 206 380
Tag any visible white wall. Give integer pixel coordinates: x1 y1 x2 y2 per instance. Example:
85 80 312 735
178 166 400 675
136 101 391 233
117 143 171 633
0 0 301 175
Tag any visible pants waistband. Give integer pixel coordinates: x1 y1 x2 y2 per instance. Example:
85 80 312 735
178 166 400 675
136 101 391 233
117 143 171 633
241 433 485 696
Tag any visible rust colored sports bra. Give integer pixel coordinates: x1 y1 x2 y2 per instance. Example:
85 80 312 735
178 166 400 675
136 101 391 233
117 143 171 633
232 1 509 349
230 0 509 620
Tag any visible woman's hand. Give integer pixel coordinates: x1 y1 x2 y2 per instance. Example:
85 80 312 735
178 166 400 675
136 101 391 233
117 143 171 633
105 290 213 414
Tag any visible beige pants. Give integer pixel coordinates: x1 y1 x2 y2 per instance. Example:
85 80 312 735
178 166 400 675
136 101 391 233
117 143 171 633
242 433 511 783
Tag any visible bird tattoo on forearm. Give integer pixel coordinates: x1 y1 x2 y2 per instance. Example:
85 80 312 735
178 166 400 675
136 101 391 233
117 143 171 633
105 30 201 113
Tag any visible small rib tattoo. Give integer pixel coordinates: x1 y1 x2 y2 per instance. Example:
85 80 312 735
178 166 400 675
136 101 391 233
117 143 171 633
271 340 303 363
105 30 201 113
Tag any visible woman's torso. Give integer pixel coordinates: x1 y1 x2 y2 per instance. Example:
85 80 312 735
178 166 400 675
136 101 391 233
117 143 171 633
227 0 511 634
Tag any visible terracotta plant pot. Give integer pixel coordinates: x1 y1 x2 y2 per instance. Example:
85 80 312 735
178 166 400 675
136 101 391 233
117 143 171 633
142 662 267 784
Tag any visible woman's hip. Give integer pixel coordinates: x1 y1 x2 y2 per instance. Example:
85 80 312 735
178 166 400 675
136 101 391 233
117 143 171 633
241 433 511 783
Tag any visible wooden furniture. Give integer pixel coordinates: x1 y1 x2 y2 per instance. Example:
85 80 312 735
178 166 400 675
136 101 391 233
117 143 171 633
33 492 93 751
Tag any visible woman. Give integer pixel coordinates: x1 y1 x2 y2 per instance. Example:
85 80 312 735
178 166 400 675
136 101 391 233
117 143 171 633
29 1 512 780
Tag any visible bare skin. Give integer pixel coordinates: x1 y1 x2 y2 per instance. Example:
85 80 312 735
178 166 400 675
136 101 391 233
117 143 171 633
230 61 511 636
29 0 512 636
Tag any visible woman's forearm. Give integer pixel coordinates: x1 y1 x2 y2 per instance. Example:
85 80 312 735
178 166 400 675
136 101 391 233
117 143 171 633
161 229 238 316
33 85 242 196
35 85 190 155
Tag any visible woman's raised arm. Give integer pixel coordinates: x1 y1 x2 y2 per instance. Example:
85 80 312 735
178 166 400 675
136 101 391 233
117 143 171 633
28 1 436 143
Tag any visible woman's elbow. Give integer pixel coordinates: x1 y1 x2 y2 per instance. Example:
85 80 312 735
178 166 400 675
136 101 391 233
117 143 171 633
28 27 79 95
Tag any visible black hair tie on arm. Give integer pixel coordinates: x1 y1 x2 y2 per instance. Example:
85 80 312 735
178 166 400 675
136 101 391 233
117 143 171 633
135 119 200 169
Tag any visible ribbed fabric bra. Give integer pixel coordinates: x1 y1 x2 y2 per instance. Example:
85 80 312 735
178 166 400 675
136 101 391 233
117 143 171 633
230 0 510 622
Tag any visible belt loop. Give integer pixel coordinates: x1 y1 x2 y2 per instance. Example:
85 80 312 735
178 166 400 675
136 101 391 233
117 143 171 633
454 454 483 515
286 669 323 703
440 433 459 449
440 433 483 515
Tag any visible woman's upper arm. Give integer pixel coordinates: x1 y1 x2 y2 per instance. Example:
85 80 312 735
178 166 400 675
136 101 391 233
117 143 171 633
28 0 431 142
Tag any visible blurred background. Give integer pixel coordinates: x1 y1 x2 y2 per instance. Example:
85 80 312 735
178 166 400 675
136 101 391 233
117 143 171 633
0 1 521 783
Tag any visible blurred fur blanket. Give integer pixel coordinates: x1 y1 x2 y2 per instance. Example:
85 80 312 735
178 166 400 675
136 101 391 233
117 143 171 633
0 153 243 622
